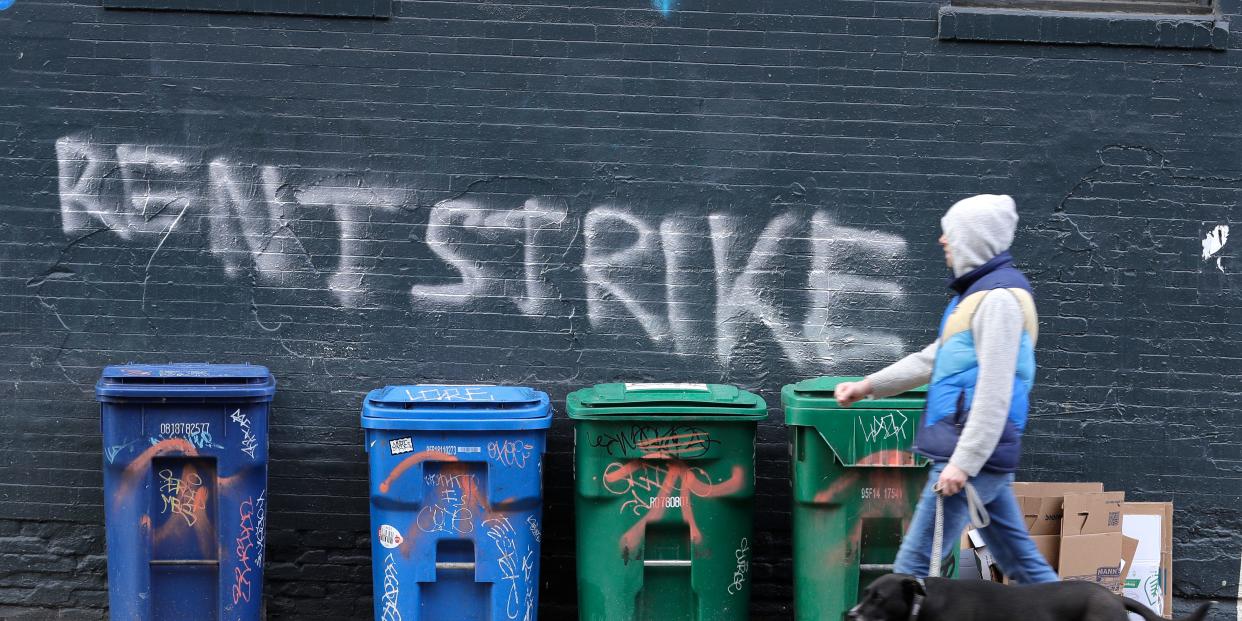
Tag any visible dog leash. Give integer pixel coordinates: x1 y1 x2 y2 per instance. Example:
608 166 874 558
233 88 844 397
911 482 992 620
928 481 991 578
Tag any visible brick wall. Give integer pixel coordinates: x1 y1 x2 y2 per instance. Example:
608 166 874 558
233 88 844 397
0 0 1239 618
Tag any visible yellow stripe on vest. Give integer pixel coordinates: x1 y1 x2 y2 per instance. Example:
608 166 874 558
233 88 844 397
942 288 1038 344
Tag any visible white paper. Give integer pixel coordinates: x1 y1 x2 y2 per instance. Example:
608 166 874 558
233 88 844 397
624 382 709 391
1122 514 1162 562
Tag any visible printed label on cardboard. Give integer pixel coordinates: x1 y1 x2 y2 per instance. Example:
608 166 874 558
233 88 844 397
1124 562 1163 616
378 524 403 549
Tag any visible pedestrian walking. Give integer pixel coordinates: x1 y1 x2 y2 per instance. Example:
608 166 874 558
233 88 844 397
834 194 1059 583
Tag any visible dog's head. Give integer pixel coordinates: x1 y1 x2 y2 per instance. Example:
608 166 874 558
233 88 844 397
846 574 925 621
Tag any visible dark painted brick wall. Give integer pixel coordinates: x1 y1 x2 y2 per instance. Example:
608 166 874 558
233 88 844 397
1 0 1240 618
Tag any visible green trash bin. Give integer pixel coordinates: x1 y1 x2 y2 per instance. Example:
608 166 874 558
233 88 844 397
567 382 768 621
784 376 958 621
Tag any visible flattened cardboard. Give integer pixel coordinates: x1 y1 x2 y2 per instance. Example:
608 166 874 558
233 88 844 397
1059 532 1124 594
1011 482 1106 496
1123 502 1173 618
1012 482 1105 536
1059 491 1127 595
1121 535 1139 577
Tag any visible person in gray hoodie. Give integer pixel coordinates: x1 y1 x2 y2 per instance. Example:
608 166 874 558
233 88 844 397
834 194 1058 583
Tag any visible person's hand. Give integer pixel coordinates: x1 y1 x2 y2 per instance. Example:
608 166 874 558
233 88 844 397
935 464 969 496
834 379 873 407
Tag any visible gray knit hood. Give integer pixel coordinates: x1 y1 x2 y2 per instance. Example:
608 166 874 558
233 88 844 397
941 194 1019 277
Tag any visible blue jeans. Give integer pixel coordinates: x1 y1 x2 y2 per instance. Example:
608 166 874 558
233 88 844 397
893 462 1060 583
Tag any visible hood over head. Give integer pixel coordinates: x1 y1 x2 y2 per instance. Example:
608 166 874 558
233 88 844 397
941 194 1018 277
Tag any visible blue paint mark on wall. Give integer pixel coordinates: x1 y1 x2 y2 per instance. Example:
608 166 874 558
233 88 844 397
0 0 15 10
651 0 675 16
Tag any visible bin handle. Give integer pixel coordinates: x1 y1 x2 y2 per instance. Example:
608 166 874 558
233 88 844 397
435 562 475 570
642 559 691 567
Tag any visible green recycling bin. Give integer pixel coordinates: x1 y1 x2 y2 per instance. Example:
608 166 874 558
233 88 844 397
568 382 768 621
784 377 958 621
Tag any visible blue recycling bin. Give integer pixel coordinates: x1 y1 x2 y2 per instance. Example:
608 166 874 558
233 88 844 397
362 385 553 621
96 363 275 621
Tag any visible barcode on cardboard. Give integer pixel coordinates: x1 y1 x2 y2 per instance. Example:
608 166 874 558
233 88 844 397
1107 512 1119 527
390 437 414 455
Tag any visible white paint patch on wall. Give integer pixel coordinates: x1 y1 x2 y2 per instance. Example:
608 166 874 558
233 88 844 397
1202 224 1229 272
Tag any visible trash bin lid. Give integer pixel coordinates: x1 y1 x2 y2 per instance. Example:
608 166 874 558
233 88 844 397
566 382 767 420
783 377 927 467
361 385 552 431
782 376 926 421
95 363 276 401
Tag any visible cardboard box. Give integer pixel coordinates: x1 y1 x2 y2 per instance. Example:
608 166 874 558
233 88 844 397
1122 503 1173 619
972 482 1105 585
1030 534 1061 570
1012 482 1105 536
1059 492 1131 594
975 483 1156 600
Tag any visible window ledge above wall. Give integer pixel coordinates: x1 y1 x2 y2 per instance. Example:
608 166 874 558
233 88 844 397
103 0 392 19
937 6 1229 50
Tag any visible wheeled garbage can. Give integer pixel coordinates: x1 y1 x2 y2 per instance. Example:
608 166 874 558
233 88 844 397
97 363 275 621
784 377 958 621
568 382 767 621
362 384 553 621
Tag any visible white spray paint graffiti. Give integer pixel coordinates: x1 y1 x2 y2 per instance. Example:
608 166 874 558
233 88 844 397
863 412 909 443
711 212 805 365
488 440 534 469
381 553 401 621
417 487 475 535
1202 224 1229 273
406 387 496 402
254 490 267 567
411 197 569 316
584 207 670 343
728 537 751 596
231 409 259 460
54 135 910 370
483 516 534 621
526 515 541 543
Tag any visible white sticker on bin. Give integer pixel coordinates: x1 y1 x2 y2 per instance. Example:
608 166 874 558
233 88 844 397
390 437 414 455
378 524 403 549
624 383 709 391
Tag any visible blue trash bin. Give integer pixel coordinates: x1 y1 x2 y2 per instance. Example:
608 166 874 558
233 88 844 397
96 363 275 621
362 385 553 621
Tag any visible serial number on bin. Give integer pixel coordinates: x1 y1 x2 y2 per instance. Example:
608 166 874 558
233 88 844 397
649 496 683 509
861 487 903 500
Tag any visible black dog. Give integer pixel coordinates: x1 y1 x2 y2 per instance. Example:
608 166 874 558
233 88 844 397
848 574 1212 621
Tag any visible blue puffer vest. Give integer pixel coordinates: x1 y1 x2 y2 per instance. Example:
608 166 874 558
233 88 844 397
912 251 1037 473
